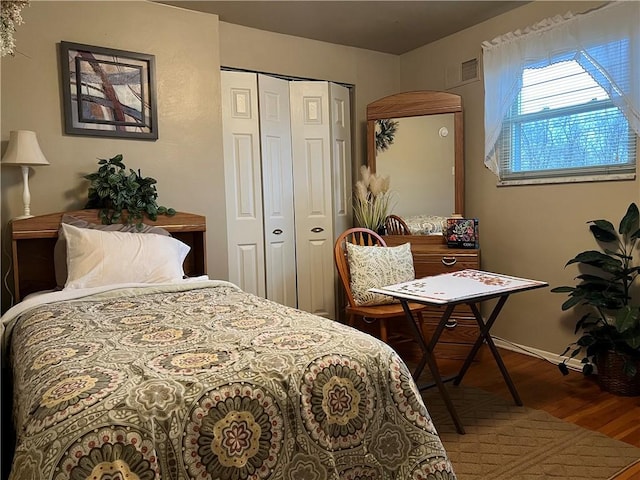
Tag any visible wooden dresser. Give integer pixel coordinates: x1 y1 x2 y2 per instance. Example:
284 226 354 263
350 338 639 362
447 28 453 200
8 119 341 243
383 234 481 362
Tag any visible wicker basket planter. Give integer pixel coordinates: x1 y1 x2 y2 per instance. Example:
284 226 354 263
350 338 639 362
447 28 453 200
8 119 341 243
596 350 640 396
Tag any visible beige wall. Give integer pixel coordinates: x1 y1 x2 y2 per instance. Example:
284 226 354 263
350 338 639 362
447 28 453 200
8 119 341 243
399 1 640 358
1 1 226 306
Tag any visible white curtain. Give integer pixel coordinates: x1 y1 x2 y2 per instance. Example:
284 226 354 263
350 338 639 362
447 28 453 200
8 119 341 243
482 1 640 176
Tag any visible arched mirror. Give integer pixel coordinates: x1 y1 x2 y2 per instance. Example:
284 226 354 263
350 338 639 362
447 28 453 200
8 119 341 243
367 91 464 239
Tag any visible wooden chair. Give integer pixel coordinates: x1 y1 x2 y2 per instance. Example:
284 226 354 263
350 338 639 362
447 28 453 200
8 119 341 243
385 214 411 235
334 227 427 344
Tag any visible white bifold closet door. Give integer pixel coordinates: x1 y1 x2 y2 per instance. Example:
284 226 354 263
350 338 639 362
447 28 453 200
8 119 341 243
289 81 351 318
259 74 297 308
221 71 296 307
221 70 351 319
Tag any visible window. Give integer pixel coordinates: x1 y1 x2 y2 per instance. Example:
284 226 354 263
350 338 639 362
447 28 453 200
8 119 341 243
482 2 640 185
499 49 636 182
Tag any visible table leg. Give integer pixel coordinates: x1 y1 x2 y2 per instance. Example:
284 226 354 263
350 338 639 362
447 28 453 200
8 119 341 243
453 295 523 406
401 300 466 434
410 304 454 379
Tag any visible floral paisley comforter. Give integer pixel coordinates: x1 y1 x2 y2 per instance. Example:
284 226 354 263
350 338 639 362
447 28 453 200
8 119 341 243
2 280 455 480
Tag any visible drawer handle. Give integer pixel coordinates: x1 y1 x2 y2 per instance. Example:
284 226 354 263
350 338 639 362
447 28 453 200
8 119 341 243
442 256 457 266
445 320 458 329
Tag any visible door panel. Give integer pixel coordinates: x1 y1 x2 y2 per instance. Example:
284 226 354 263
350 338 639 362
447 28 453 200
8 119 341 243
258 74 297 308
235 244 262 295
330 83 352 239
221 71 265 297
290 81 334 319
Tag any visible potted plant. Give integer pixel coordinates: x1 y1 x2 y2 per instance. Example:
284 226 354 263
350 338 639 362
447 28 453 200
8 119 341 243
552 203 640 395
84 154 175 227
353 165 395 234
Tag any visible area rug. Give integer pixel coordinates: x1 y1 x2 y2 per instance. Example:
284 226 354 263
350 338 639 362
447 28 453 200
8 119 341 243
421 386 640 480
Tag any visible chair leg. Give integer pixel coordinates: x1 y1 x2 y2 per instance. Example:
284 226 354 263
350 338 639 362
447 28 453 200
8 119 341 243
379 319 388 343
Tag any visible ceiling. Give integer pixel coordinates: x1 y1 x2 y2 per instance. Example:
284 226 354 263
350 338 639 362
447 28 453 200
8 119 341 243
158 1 528 55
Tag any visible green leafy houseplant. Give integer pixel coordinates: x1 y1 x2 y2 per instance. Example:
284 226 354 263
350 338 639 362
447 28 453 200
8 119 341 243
552 203 640 381
84 154 175 227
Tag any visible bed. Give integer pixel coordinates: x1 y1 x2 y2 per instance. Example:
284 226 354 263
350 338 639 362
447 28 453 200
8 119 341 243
1 210 456 480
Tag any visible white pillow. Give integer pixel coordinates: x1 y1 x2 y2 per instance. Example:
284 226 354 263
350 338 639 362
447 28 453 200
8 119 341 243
54 214 171 288
62 223 191 289
346 242 415 306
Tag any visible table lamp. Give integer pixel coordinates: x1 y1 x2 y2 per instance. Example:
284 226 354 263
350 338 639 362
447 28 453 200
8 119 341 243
1 130 50 219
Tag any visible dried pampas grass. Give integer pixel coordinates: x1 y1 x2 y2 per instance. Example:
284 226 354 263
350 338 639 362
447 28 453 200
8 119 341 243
353 166 395 232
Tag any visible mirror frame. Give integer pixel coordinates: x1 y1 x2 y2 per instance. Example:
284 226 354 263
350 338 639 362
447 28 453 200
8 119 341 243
366 90 464 216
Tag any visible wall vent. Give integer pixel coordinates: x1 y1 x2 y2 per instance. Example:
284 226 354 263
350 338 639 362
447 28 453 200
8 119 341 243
445 56 480 89
461 58 479 83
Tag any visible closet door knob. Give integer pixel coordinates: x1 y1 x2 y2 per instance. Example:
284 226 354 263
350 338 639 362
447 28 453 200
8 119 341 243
272 229 283 235
311 227 324 233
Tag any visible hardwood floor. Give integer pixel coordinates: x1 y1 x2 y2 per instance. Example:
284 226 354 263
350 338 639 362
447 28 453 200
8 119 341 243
432 346 640 480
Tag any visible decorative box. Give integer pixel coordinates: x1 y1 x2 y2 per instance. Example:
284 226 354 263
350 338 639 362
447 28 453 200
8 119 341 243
446 218 479 249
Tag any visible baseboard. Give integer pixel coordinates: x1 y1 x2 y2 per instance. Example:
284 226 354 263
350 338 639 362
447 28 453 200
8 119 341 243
492 337 583 372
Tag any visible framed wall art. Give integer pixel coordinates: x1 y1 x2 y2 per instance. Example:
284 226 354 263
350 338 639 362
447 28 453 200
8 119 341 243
60 41 158 140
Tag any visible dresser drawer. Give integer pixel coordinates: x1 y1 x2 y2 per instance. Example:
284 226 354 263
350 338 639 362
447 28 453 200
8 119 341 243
413 252 479 278
391 318 478 362
381 235 479 277
421 315 478 345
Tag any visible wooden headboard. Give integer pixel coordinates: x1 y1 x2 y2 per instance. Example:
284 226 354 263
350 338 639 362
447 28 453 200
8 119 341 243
10 210 207 302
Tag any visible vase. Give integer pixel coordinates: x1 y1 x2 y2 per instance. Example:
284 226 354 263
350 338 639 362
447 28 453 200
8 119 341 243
595 350 640 396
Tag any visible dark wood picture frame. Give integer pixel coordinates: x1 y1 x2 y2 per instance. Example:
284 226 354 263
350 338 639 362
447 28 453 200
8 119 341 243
60 41 158 140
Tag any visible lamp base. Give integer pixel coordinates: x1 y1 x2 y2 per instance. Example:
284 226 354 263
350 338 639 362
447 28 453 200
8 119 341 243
13 214 34 220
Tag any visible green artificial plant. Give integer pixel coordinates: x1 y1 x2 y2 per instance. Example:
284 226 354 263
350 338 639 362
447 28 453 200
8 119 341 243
84 154 175 227
375 118 399 153
552 203 640 379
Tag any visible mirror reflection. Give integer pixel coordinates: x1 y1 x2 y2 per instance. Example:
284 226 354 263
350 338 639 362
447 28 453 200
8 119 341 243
375 113 455 218
366 90 464 238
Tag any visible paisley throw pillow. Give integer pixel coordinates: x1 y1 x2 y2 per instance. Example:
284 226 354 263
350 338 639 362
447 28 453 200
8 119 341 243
346 242 415 306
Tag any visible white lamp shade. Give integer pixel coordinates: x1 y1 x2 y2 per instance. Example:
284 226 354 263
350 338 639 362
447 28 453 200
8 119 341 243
1 130 50 166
